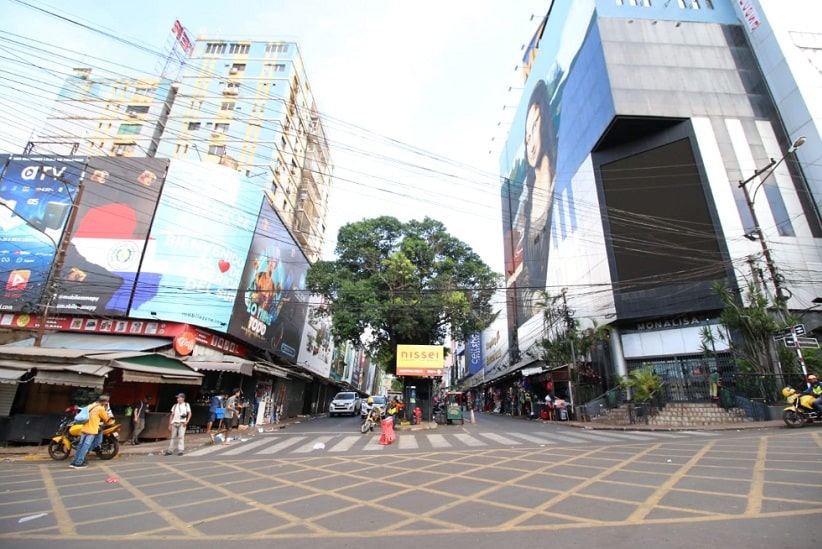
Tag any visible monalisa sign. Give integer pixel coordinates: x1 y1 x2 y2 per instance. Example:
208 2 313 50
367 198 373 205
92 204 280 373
636 317 703 332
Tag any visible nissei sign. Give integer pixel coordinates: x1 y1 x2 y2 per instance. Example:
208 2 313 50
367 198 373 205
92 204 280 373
396 344 443 377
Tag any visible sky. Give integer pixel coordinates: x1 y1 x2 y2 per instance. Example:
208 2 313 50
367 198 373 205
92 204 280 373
0 0 551 275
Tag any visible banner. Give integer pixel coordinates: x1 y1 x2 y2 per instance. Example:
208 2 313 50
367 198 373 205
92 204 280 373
0 157 83 312
396 344 444 377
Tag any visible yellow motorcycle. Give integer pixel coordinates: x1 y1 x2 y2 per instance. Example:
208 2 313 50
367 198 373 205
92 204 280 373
782 387 821 428
48 415 121 460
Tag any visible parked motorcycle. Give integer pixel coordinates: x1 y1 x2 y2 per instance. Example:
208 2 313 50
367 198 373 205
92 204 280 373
782 387 820 428
48 415 121 460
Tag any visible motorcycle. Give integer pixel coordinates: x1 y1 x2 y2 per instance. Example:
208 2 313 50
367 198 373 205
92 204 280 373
360 406 382 434
782 387 821 428
48 415 121 460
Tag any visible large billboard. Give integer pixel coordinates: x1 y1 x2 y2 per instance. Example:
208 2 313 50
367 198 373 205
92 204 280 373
500 1 597 330
0 156 84 312
53 157 167 315
131 160 265 331
396 344 444 377
227 195 309 361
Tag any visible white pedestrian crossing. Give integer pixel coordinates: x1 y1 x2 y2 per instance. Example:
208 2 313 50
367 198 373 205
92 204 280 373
183 427 725 458
255 436 307 455
452 433 486 447
328 435 360 453
477 432 522 445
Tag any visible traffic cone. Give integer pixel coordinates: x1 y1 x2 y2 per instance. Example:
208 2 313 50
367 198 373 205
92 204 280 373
469 409 476 424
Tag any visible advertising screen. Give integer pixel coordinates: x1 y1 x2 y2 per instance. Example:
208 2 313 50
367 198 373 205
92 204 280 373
0 156 83 312
228 195 309 361
54 157 167 315
131 159 265 331
297 295 334 378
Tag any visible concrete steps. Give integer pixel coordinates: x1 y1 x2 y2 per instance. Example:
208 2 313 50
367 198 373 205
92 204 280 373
591 402 750 427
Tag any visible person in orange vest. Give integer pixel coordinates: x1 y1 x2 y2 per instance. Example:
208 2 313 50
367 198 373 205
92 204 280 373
70 394 111 469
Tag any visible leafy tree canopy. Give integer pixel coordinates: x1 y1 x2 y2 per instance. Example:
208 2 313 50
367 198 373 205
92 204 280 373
305 216 500 375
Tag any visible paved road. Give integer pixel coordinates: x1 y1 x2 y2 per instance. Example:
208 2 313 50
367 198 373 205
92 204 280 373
1 418 820 548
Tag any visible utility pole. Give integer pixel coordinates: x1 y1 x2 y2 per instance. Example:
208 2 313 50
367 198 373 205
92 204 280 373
561 288 577 416
34 181 84 346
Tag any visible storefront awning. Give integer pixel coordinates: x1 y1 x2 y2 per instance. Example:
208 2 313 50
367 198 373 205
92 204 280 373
12 333 172 352
31 362 114 377
32 370 106 390
184 358 255 376
112 355 203 386
0 367 25 385
253 363 289 378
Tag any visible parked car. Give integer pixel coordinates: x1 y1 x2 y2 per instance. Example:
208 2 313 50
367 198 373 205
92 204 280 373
360 395 387 419
329 392 361 417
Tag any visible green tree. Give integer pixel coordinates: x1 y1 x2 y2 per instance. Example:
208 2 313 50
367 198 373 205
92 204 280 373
618 366 663 403
305 216 500 375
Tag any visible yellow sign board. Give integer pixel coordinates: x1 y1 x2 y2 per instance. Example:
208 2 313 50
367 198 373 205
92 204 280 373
396 344 444 377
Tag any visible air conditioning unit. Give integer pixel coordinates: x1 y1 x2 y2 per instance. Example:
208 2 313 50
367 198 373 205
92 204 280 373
229 67 238 74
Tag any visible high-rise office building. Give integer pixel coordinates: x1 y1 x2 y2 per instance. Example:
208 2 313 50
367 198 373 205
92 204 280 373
492 0 822 390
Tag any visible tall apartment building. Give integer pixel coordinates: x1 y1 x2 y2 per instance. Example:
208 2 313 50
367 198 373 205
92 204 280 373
489 0 822 391
28 38 333 263
156 37 332 262
27 68 176 158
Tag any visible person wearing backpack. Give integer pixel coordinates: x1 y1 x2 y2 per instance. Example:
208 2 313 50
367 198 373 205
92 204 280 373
70 394 111 469
164 393 191 456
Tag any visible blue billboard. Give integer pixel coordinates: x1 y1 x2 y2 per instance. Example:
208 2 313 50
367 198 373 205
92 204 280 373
131 160 265 331
0 156 83 312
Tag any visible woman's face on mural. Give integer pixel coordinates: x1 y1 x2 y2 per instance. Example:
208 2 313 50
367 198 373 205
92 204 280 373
525 103 542 168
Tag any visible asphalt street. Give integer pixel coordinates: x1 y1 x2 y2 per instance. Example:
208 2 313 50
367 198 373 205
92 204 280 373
1 415 820 548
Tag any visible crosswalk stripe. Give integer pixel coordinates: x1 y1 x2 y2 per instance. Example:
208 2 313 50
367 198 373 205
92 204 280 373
219 437 271 456
537 431 591 443
583 431 655 441
478 432 522 445
362 436 385 451
293 435 335 453
452 433 486 447
255 436 307 455
398 435 419 450
328 435 360 453
427 434 450 448
680 431 720 436
506 432 553 445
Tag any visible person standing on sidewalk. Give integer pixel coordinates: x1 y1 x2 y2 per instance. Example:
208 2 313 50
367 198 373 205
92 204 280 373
164 393 191 456
206 391 226 442
70 394 111 469
130 395 151 445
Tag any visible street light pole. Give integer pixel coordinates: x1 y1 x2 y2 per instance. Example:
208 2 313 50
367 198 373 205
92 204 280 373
737 136 806 319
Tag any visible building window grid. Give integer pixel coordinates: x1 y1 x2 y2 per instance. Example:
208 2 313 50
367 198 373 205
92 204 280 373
265 43 289 54
229 43 250 55
205 43 226 55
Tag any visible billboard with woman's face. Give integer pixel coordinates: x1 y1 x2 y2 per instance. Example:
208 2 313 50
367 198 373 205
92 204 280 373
500 0 597 335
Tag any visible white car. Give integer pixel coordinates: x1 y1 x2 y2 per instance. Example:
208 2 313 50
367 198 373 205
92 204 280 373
329 392 360 417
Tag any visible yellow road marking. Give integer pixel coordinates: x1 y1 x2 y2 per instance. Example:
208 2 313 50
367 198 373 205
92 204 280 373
40 464 76 536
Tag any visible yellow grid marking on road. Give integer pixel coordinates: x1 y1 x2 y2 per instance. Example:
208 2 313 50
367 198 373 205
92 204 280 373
745 436 768 515
39 464 75 536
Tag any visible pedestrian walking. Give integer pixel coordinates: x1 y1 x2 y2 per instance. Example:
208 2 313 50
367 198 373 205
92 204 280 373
206 391 226 442
69 394 111 469
130 395 151 444
222 388 242 445
165 393 191 456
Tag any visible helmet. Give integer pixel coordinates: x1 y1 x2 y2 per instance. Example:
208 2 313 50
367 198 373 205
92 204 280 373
782 387 795 398
367 397 374 404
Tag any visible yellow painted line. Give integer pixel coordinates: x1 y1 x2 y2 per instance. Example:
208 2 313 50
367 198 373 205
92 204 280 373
627 440 716 522
40 464 76 536
97 463 205 538
745 436 768 515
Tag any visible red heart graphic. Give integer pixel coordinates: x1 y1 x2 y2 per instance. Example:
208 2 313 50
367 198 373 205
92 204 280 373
218 260 230 273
